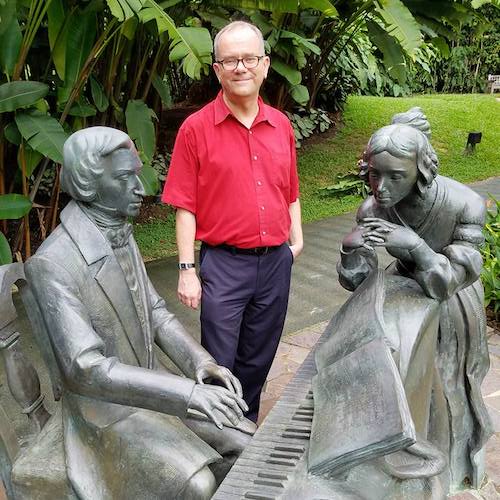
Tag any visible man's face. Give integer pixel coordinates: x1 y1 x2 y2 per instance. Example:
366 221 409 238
213 27 270 101
94 148 145 218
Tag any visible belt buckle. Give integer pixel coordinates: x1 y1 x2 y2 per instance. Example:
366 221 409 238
259 246 269 255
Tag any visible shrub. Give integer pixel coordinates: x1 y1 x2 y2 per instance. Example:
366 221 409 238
481 197 500 318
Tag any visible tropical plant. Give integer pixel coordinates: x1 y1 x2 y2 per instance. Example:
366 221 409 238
0 0 214 260
481 196 500 318
286 107 333 147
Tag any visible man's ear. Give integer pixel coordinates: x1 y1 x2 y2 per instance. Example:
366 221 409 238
213 62 222 83
263 55 270 79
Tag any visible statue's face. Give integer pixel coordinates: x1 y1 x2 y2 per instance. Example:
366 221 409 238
368 151 418 208
94 148 145 218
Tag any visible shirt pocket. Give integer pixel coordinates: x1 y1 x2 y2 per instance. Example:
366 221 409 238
270 151 291 189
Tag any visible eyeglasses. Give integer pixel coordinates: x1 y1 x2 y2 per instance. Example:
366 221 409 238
215 56 265 71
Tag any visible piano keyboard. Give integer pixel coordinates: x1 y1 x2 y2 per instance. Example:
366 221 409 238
213 334 324 499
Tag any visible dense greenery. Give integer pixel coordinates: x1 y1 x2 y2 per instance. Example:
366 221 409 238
134 93 500 260
481 197 500 317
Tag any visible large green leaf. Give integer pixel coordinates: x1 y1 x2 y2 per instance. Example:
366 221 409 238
366 19 407 84
90 77 109 112
139 164 159 196
105 0 145 21
15 111 69 164
62 9 97 97
289 84 309 105
0 18 21 76
300 0 337 17
168 27 213 80
0 0 16 37
213 0 297 13
152 74 172 107
271 59 302 85
18 144 43 177
4 121 21 145
0 232 12 265
279 30 321 55
0 81 49 113
68 100 97 117
125 100 156 161
0 193 32 219
375 0 422 55
48 0 66 79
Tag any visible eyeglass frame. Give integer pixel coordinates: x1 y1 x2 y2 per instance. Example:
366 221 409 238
214 55 266 71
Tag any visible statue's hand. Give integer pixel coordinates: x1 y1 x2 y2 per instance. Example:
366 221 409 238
195 361 243 398
188 384 248 429
361 218 422 251
342 226 377 252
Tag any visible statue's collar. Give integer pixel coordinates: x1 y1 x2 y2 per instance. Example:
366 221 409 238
60 200 113 265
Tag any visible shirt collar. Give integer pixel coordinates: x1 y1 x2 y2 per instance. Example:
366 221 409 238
214 91 277 128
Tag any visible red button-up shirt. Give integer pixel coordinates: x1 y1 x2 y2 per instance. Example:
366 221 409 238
162 92 299 248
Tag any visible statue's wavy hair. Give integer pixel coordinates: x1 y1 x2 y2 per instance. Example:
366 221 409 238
359 107 438 195
61 127 134 202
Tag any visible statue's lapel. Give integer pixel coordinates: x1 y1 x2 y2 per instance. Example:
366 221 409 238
61 201 148 366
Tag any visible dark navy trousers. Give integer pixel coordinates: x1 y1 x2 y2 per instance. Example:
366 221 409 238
199 244 293 422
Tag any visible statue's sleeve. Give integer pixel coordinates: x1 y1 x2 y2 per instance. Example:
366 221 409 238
147 276 216 378
25 256 196 417
411 200 485 300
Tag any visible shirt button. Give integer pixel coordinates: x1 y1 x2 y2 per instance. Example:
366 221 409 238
262 231 266 235
249 130 253 135
257 181 262 186
261 206 265 210
253 155 258 160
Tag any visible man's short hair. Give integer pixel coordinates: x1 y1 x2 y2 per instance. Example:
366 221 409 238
61 127 134 202
213 21 265 60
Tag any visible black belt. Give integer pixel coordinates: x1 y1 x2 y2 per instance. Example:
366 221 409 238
203 243 283 255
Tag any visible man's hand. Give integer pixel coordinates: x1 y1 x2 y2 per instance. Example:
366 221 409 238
289 242 303 261
195 361 243 398
177 268 201 309
188 384 248 429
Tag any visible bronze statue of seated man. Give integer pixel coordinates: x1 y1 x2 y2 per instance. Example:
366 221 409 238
20 127 255 500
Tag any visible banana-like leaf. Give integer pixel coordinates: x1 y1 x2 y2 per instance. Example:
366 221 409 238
300 0 337 17
0 17 21 76
367 19 407 84
430 37 450 58
375 0 422 54
213 0 297 13
0 0 16 37
0 193 32 219
279 30 321 55
48 0 66 79
4 121 21 145
18 144 43 177
68 100 97 117
15 111 69 164
152 74 172 107
125 100 156 161
139 164 159 196
169 27 212 80
106 0 145 21
90 77 109 112
271 59 302 85
289 84 309 105
62 9 97 98
0 232 12 265
0 81 49 113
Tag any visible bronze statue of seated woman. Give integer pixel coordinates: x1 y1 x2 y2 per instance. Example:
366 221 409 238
309 108 492 498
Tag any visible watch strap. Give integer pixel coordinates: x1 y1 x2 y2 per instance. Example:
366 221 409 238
178 262 196 270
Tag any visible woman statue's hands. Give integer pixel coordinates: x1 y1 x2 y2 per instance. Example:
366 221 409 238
360 218 422 253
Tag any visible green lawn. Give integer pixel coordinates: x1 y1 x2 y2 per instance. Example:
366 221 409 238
135 94 500 261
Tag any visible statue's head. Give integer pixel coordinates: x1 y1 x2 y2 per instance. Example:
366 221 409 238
61 127 145 218
359 108 438 208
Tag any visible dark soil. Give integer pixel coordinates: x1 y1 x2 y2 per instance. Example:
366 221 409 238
487 308 500 333
135 199 173 224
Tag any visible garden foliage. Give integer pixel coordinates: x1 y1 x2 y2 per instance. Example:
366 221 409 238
481 197 500 316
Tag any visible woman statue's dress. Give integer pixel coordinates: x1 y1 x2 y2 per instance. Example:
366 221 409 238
337 175 492 489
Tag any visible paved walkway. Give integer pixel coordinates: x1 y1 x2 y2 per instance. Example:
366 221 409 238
1 176 499 498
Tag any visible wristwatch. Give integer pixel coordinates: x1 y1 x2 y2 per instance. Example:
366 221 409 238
178 262 196 270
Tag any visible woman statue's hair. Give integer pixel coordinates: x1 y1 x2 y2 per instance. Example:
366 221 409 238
359 107 438 195
61 127 135 202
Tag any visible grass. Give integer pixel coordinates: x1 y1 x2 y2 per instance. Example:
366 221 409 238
135 93 500 260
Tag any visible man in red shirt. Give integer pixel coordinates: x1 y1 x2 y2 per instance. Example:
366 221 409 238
162 20 303 422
